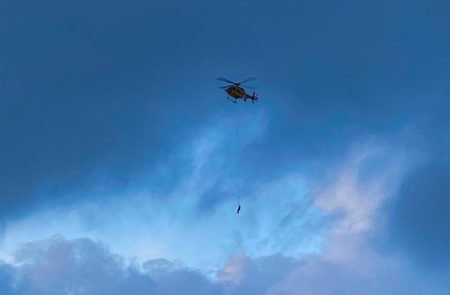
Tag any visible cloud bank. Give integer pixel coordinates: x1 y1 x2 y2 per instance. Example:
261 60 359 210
0 140 447 294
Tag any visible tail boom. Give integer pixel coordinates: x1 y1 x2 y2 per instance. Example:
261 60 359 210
246 91 258 103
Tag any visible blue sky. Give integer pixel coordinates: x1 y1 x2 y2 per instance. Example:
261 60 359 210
1 0 450 293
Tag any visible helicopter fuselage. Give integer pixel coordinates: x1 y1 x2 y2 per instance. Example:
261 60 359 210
225 85 248 99
218 77 258 103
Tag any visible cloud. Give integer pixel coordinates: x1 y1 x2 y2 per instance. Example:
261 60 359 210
383 102 450 271
0 140 448 294
0 235 300 295
314 142 407 236
218 253 299 295
388 157 450 271
267 250 446 295
0 235 221 295
263 142 450 294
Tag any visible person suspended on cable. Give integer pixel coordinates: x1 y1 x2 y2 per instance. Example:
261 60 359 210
236 204 241 214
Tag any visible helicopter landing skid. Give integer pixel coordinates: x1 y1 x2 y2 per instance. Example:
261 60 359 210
226 97 237 104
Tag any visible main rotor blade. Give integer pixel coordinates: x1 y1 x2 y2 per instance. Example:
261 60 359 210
237 77 256 85
217 77 236 84
219 86 230 89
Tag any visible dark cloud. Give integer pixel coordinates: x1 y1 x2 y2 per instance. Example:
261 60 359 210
0 234 448 295
388 158 450 271
0 236 299 295
218 253 300 295
269 254 450 295
1 236 219 295
384 94 450 271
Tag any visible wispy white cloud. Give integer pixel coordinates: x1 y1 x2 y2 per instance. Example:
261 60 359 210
314 142 407 236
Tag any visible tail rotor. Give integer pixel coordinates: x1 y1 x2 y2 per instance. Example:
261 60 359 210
251 92 258 104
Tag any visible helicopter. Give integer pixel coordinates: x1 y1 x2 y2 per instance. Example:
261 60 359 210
218 77 259 104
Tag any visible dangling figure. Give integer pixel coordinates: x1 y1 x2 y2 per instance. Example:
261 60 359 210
236 205 241 214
